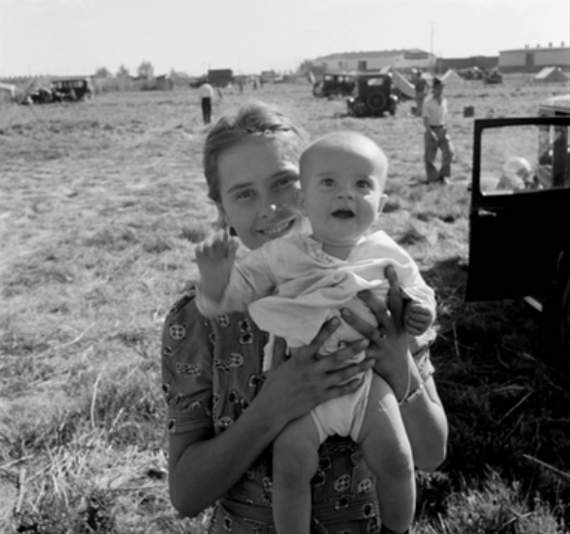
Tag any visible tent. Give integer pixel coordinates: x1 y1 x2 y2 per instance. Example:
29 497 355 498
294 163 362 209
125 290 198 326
0 81 16 100
391 70 415 99
441 69 465 87
534 67 569 83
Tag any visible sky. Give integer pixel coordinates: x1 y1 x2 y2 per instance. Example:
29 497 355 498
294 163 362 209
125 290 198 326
1 0 569 78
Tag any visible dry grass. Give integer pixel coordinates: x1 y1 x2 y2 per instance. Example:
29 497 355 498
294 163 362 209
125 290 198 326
1 77 569 533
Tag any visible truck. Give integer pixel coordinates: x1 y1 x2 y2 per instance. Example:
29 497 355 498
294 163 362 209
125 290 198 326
207 69 234 88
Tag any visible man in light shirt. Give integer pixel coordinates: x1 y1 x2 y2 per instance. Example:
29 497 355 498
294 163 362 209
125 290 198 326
422 77 455 184
199 80 215 124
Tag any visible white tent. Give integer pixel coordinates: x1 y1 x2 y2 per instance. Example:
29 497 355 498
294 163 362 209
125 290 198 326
391 70 415 99
0 81 16 99
534 67 569 83
441 69 465 86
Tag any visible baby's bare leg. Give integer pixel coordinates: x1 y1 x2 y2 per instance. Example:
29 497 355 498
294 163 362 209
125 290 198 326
272 413 321 534
358 374 415 534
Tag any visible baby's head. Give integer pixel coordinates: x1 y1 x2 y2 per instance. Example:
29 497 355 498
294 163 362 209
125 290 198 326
496 157 532 191
298 131 388 251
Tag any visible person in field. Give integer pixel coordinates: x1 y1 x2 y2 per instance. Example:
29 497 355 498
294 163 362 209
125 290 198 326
199 79 216 125
161 102 448 534
195 131 438 534
422 77 455 184
413 69 429 117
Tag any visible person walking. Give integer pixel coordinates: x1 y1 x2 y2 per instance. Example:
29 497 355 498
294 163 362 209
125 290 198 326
413 69 429 117
422 77 455 184
199 79 215 124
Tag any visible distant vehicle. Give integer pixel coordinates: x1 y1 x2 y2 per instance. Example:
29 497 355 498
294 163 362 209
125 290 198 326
457 66 484 80
483 70 503 84
22 78 93 105
313 72 356 98
465 94 570 366
50 78 94 101
207 69 234 87
539 93 570 117
346 73 398 118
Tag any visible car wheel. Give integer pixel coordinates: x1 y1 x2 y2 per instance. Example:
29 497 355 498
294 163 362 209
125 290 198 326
366 91 387 113
541 270 570 369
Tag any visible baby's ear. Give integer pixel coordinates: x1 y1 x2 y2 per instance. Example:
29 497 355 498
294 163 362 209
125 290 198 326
377 194 388 215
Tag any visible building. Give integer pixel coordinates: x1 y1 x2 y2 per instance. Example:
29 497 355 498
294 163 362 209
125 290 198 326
440 56 498 72
499 43 570 73
313 49 436 73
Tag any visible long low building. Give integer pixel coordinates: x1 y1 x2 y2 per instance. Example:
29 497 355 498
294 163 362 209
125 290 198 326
499 43 570 73
313 49 436 73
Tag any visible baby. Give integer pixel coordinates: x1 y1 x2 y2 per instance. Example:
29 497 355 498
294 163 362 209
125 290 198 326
195 131 437 534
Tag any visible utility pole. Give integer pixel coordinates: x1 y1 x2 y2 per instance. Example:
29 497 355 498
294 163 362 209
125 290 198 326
430 22 434 74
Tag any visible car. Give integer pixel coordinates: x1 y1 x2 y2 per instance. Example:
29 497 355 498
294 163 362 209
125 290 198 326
346 73 398 118
313 72 356 98
51 78 94 101
465 94 570 366
483 70 503 84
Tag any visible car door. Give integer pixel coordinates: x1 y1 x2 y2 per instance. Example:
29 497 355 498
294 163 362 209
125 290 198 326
466 117 570 302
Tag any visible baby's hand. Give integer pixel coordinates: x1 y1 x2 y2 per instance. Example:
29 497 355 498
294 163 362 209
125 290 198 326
195 229 239 302
404 300 435 336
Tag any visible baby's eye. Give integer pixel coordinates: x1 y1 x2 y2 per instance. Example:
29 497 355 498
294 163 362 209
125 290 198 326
357 180 373 189
320 178 335 187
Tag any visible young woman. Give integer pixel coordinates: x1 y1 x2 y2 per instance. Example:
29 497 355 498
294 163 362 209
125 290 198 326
161 102 448 534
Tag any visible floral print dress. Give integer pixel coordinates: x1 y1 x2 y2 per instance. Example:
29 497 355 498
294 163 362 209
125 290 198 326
161 285 434 534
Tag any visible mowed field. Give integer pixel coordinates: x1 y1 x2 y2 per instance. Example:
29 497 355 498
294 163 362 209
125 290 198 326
1 77 569 533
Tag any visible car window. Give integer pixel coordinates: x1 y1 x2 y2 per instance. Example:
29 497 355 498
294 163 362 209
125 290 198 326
478 123 570 195
366 77 385 87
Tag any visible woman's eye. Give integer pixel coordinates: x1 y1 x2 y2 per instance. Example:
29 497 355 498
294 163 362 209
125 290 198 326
275 176 297 189
235 190 254 201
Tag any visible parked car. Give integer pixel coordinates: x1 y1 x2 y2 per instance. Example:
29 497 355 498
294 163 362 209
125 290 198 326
313 72 356 98
465 94 570 366
483 70 503 84
51 78 94 101
346 73 398 118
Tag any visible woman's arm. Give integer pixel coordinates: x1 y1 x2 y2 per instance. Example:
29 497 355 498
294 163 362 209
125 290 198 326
167 318 374 517
340 266 448 472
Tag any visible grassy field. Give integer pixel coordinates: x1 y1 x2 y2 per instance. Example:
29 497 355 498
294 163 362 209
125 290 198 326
1 77 569 533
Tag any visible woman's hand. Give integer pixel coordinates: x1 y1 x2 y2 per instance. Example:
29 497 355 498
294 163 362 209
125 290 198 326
260 318 374 427
340 265 414 400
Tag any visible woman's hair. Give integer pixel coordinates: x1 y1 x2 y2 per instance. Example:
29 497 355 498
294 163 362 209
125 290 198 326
203 101 310 203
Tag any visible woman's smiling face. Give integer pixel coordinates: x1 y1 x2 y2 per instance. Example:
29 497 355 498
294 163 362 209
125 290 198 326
217 135 309 251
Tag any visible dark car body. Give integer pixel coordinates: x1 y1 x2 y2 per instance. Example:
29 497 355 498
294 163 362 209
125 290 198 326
313 72 356 98
346 73 398 118
483 70 503 84
51 78 94 101
465 95 570 365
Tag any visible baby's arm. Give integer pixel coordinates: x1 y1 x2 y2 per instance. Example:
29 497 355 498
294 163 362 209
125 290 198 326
195 230 277 316
195 229 239 304
392 264 436 337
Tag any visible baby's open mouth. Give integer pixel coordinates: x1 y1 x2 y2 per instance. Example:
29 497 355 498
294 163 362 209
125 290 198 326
332 209 355 219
